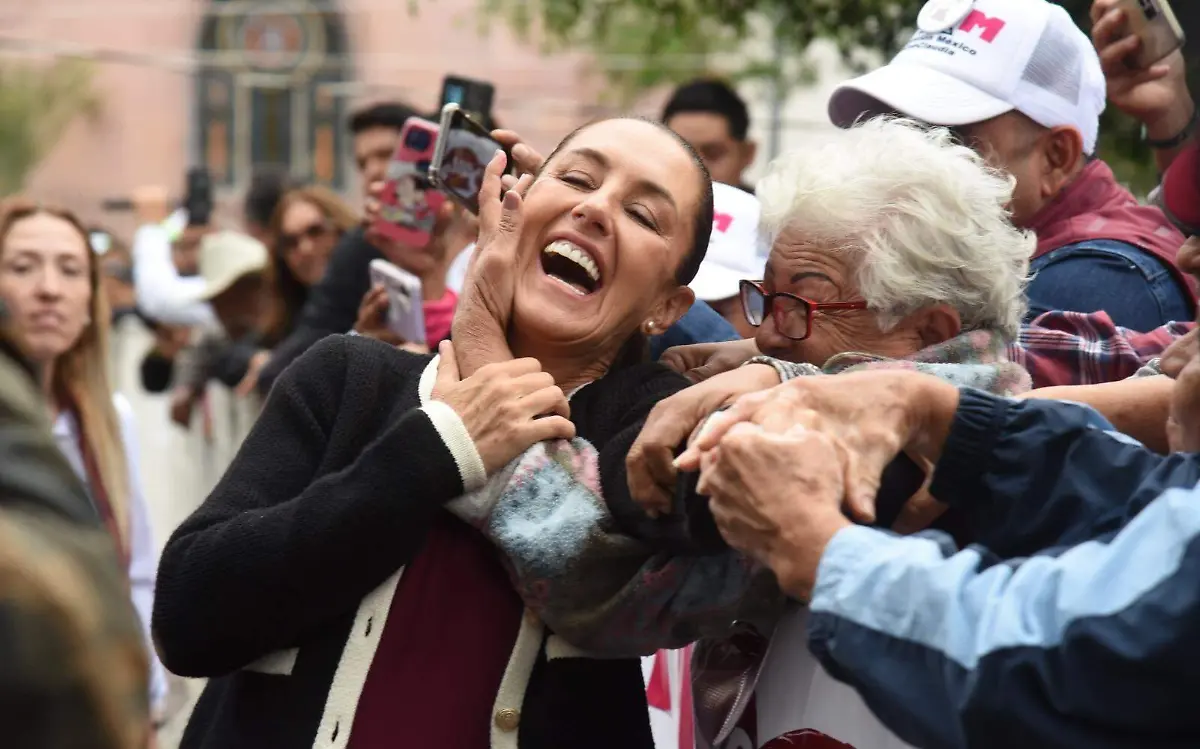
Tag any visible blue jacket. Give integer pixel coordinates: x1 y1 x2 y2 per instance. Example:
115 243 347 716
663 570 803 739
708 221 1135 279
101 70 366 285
808 389 1200 749
649 300 738 360
1027 239 1194 331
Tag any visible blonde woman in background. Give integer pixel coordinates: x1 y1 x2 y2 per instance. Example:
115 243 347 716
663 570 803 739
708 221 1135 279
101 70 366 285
0 201 169 735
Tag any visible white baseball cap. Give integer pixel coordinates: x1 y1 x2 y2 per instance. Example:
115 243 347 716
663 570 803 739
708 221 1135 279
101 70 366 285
191 231 269 302
828 0 1106 154
689 183 766 303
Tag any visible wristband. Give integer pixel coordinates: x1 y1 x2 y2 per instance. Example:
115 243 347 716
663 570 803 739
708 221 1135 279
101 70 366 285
1144 106 1199 150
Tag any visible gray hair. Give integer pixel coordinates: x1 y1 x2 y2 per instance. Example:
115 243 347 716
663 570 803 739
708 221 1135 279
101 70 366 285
757 117 1032 338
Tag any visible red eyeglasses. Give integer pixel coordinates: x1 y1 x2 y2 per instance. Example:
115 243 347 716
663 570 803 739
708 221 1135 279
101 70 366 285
739 280 868 341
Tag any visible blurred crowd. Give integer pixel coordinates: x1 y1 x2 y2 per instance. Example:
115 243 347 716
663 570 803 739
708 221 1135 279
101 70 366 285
2 0 1200 748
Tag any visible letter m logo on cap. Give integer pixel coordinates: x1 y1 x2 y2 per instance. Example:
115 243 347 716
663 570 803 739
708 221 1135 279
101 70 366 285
959 10 1005 42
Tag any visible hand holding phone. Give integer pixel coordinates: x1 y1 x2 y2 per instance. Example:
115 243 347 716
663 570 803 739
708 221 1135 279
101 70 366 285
1111 0 1185 70
430 104 514 216
1092 0 1190 132
368 259 426 345
373 117 446 248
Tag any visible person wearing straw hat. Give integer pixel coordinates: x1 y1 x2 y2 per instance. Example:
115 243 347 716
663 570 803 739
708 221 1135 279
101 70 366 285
166 232 269 427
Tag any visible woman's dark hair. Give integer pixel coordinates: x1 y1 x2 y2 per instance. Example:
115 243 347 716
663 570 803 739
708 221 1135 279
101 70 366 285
539 116 714 288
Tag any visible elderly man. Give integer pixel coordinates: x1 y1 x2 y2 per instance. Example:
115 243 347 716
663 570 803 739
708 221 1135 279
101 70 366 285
684 320 1200 747
828 0 1194 329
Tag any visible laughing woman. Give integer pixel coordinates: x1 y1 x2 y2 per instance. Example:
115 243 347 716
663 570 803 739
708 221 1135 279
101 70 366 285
152 117 717 749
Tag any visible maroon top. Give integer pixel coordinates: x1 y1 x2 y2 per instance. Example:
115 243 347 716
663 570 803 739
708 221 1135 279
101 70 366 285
347 513 524 748
1030 160 1197 304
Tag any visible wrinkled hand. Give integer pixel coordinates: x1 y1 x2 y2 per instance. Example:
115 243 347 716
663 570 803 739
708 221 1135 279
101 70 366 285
697 422 851 601
680 370 960 523
235 351 270 398
1090 0 1192 129
492 129 546 193
451 152 534 377
463 150 533 326
431 341 576 474
889 454 948 535
660 338 761 383
627 363 781 515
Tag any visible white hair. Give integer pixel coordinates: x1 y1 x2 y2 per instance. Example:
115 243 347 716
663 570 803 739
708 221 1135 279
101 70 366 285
757 117 1033 339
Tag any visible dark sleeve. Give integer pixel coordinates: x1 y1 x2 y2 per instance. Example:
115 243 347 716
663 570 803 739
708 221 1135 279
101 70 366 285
207 339 262 389
571 364 694 546
930 388 1200 558
139 351 174 394
1024 243 1193 331
256 229 382 394
152 337 468 677
0 356 97 525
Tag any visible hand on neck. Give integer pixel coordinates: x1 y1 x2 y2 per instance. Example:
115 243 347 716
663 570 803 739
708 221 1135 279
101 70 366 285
506 328 620 395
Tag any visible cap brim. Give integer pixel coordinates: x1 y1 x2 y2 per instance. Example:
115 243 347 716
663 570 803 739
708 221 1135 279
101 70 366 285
828 62 1015 129
689 263 744 303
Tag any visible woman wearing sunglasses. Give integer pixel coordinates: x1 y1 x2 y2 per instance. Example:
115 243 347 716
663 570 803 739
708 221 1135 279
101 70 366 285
226 187 357 396
263 186 357 345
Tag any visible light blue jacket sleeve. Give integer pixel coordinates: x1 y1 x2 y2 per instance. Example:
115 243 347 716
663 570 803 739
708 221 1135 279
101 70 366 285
806 392 1200 748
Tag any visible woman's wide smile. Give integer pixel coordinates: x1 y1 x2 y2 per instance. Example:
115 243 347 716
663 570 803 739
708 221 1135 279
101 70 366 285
537 234 606 299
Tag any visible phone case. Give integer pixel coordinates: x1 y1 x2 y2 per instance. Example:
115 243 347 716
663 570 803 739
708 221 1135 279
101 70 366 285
1120 0 1185 69
368 259 426 344
374 119 446 247
430 103 508 216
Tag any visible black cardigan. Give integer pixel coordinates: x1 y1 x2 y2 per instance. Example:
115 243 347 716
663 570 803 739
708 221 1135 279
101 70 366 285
255 228 382 396
153 334 690 749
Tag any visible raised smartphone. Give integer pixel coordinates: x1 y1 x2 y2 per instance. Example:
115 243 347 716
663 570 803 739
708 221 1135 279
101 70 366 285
368 258 426 345
439 75 495 124
1117 0 1185 69
373 117 446 247
429 103 510 216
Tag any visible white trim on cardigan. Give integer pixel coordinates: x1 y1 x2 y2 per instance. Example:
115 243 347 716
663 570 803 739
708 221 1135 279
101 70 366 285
313 568 404 749
308 356 515 749
491 615 545 749
420 355 487 491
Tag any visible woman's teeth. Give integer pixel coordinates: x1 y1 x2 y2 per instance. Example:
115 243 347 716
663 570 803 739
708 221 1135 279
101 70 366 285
542 240 600 283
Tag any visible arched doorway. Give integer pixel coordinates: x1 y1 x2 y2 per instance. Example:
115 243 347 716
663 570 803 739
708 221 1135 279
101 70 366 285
195 0 352 190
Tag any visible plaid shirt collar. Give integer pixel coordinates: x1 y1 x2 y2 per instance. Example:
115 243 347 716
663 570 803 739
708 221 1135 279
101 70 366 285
1013 310 1193 388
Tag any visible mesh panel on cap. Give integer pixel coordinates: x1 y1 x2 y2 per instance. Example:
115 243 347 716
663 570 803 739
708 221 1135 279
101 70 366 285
1019 18 1082 105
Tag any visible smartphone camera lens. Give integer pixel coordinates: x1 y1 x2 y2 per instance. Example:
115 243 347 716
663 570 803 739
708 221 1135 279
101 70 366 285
404 129 432 151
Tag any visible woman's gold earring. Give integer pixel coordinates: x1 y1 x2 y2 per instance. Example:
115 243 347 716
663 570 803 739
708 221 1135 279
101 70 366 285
643 320 657 335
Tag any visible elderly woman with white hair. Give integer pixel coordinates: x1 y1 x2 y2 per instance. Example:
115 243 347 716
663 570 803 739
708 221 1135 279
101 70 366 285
436 117 1037 749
